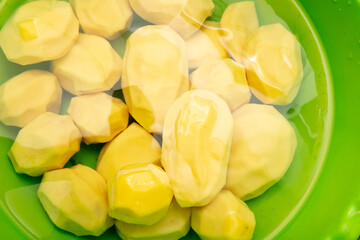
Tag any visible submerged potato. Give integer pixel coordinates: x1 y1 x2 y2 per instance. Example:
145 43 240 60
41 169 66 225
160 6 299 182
8 112 81 177
108 164 173 225
96 123 161 182
245 24 303 105
38 165 114 236
220 1 259 62
191 190 255 240
190 58 251 111
122 25 189 133
0 70 62 128
0 0 79 65
71 0 133 40
186 21 229 69
116 200 191 240
226 104 297 200
162 89 233 207
67 92 129 144
52 34 122 95
129 0 214 39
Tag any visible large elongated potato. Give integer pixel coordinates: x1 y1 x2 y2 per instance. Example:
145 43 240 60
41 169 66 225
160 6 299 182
0 0 79 65
122 25 189 133
38 165 114 236
245 24 303 105
0 70 62 127
116 200 191 240
8 112 81 177
162 89 233 207
129 0 214 39
70 0 133 40
67 92 129 144
96 123 161 182
186 21 229 69
108 164 173 225
191 190 255 240
52 34 122 95
226 104 297 200
190 58 251 111
220 1 259 62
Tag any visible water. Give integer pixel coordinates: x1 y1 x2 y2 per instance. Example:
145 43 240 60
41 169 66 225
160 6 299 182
0 0 333 239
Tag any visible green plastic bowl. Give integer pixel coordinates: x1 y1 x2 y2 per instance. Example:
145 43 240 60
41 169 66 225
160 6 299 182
0 0 359 239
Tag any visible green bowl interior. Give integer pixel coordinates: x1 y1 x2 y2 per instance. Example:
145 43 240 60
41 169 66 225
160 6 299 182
0 0 335 239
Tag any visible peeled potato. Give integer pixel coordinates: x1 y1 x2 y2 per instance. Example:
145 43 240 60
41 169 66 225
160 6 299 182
129 0 214 39
96 123 161 182
0 0 79 65
70 0 133 40
220 1 259 62
116 200 191 240
186 21 229 69
245 23 303 105
0 70 62 128
108 164 173 225
52 33 122 95
122 25 189 133
67 92 128 144
191 190 255 240
226 104 297 200
38 165 114 236
8 112 81 177
190 58 251 111
162 89 233 207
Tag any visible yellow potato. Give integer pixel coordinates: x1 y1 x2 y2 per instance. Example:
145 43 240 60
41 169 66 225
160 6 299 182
96 123 161 182
186 21 229 69
245 24 303 105
116 200 191 240
108 164 173 225
226 104 297 200
67 92 128 144
191 190 255 240
52 33 122 95
162 89 233 207
168 0 215 39
8 112 81 177
0 70 62 127
0 0 79 65
70 0 133 40
122 25 189 133
220 1 259 62
129 0 214 39
190 58 251 111
38 165 114 236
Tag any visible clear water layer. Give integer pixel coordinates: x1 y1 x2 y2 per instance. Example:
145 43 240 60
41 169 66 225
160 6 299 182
0 0 333 239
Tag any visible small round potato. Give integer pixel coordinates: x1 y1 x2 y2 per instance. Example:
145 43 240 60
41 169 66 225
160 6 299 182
245 24 303 105
162 89 233 207
8 112 81 177
0 0 79 65
190 58 251 111
220 1 259 63
108 164 173 225
191 190 255 240
0 70 62 127
226 104 297 200
70 0 133 40
67 92 129 144
97 123 161 182
116 200 191 240
122 25 189 133
186 21 229 69
38 165 114 236
129 0 214 39
52 34 122 95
